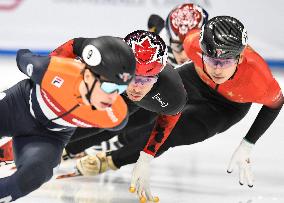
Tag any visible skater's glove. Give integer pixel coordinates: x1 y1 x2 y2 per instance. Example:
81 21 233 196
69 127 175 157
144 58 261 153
227 139 254 187
129 151 159 203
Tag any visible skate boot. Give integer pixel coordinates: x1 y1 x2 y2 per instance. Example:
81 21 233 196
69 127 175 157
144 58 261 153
61 148 85 161
84 135 124 156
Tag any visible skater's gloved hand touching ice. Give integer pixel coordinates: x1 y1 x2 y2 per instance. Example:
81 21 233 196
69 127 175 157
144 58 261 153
227 139 254 187
129 151 159 203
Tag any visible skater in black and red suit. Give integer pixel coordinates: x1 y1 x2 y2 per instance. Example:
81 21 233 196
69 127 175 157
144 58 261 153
67 16 283 202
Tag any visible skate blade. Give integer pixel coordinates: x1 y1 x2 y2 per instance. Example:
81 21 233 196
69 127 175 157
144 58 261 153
56 171 81 179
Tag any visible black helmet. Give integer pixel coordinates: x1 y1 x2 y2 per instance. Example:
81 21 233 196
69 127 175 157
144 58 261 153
81 36 136 85
200 16 248 59
147 14 165 34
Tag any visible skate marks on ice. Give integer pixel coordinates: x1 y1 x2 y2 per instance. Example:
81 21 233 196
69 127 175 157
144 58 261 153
15 159 137 203
7 146 284 203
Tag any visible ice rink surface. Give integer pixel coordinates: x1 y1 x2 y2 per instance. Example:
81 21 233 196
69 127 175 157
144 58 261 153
0 57 283 203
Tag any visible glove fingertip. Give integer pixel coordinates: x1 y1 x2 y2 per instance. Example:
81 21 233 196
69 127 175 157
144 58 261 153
239 181 244 186
140 196 147 203
154 196 160 202
129 187 136 193
227 170 232 173
248 184 253 188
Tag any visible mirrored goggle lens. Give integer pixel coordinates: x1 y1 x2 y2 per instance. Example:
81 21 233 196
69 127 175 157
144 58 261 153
100 82 128 94
170 42 184 53
203 55 237 68
133 75 158 85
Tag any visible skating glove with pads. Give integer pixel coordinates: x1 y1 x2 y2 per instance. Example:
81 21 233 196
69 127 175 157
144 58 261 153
227 139 254 187
129 151 159 203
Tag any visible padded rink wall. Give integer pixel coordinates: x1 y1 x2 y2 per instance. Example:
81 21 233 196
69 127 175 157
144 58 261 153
0 0 283 67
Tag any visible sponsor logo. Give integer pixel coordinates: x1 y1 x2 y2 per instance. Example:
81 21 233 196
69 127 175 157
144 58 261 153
55 0 210 9
242 28 248 45
105 107 119 123
152 93 168 107
216 49 225 57
199 25 205 42
51 76 64 88
118 72 132 82
72 118 92 127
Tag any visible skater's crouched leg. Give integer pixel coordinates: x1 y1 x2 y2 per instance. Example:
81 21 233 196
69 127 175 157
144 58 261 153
0 135 64 201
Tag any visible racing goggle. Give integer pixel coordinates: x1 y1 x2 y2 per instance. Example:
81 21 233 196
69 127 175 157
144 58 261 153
132 75 158 86
97 77 128 94
203 54 239 69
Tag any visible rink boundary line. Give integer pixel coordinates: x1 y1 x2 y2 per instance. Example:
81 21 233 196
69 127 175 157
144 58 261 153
0 49 50 56
1 49 284 68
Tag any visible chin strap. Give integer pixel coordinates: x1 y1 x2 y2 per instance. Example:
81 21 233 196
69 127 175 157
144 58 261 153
84 78 97 110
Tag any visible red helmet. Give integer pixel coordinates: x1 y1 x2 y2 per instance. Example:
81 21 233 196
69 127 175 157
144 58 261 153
166 3 208 42
124 30 167 76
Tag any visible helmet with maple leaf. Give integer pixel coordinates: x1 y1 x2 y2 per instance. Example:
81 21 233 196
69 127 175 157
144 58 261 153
124 30 168 76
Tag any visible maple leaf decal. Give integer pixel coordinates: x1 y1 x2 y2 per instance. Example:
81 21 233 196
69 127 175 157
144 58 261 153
133 36 159 64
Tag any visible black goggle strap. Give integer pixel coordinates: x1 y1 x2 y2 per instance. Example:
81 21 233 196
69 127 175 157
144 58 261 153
201 53 214 81
84 78 97 106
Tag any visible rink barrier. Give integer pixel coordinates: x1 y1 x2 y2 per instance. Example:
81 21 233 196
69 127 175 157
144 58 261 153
1 49 284 68
0 49 50 56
